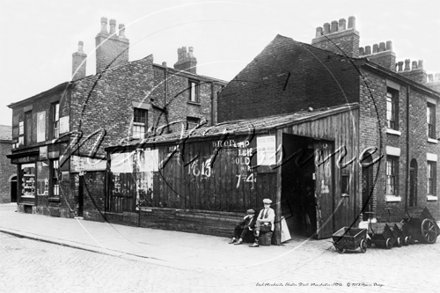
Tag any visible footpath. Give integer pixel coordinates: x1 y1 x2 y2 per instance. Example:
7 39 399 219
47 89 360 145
0 203 332 270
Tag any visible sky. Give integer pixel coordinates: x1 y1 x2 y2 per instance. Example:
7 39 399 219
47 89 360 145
0 0 439 126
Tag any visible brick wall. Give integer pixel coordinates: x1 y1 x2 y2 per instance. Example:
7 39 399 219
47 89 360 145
0 141 15 203
218 35 360 122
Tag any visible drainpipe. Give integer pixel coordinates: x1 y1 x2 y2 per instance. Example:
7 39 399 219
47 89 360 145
405 86 410 212
210 82 215 125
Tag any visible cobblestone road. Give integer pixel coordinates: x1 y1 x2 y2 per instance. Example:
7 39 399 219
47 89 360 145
1 231 439 293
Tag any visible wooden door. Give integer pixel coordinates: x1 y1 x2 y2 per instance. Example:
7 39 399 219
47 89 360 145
314 141 334 239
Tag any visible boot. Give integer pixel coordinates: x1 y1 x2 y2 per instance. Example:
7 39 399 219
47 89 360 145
234 238 243 245
228 237 237 244
249 236 259 247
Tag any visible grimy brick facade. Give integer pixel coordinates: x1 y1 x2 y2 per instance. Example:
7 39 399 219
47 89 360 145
7 17 225 218
0 125 15 203
218 16 440 223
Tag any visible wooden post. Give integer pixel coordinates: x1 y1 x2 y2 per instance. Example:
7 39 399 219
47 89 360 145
274 129 283 245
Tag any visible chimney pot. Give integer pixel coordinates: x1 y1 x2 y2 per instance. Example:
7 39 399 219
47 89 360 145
411 61 418 70
118 24 126 38
72 41 87 80
100 17 108 34
162 61 167 67
435 73 440 82
78 41 84 53
323 23 330 34
386 40 393 51
404 59 411 71
359 47 364 56
373 44 378 54
331 20 338 33
379 42 386 52
109 19 116 35
418 60 423 69
365 45 371 55
397 61 404 72
348 16 356 29
428 74 433 82
315 27 323 38
338 18 346 31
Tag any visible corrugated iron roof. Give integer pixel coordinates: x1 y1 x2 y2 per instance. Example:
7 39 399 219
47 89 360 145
0 125 12 140
110 103 358 149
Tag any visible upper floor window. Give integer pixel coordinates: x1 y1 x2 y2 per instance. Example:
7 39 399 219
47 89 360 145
18 121 24 146
189 80 199 103
24 111 32 145
427 161 436 196
386 88 398 130
187 116 201 130
133 108 148 139
52 102 60 139
386 156 398 195
427 103 436 139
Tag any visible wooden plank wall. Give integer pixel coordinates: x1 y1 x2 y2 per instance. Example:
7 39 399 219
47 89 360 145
288 109 360 232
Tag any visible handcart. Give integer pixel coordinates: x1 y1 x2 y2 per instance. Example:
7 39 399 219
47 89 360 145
332 227 368 254
368 223 396 249
402 207 439 244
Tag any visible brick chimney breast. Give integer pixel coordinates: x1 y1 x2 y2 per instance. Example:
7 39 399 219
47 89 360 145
72 41 87 81
311 16 360 58
95 17 130 73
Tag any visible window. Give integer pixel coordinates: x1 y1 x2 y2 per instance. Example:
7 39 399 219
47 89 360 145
18 121 24 146
50 160 60 198
341 172 349 196
427 103 436 139
52 102 60 139
132 108 148 139
427 161 436 196
386 156 398 195
386 88 398 130
189 80 199 103
24 111 32 145
21 163 35 197
187 116 201 130
36 161 50 196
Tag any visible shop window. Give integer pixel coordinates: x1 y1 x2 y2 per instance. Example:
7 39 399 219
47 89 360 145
36 161 50 196
386 88 398 130
386 156 399 195
132 108 148 139
52 102 60 139
21 163 35 197
427 161 436 196
189 80 199 103
427 103 436 139
50 160 60 198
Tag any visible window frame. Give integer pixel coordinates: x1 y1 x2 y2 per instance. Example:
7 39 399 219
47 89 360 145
188 80 200 103
49 159 60 199
386 155 399 196
386 88 399 131
24 111 32 145
427 103 436 139
132 108 148 139
51 102 60 139
427 161 436 196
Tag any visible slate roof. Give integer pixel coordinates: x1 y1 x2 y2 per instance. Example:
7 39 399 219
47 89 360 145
108 102 358 150
0 125 12 140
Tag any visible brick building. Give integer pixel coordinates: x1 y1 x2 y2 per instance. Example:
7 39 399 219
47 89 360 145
7 17 225 218
218 16 440 223
0 125 16 203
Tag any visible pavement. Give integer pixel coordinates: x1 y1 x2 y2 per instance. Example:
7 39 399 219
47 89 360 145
0 203 333 271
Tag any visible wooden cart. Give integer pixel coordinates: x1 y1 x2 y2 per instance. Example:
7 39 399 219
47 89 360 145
368 223 396 249
332 227 367 254
402 207 439 244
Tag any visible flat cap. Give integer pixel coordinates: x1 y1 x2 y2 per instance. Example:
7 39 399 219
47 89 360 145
263 198 272 204
246 209 255 215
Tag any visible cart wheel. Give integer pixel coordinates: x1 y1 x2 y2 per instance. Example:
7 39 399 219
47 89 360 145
336 247 345 254
421 219 438 244
395 237 402 247
403 236 410 246
385 238 392 249
360 240 367 253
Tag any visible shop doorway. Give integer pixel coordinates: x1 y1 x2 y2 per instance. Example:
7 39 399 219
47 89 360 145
10 175 17 202
280 134 318 238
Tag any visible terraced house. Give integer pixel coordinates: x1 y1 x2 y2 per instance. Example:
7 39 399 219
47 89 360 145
7 17 225 218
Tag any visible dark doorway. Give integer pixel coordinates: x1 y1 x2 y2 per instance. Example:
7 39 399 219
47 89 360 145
361 152 373 221
281 134 317 238
409 159 418 207
10 176 17 203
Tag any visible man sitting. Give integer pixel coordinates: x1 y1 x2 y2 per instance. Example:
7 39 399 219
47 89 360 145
229 209 257 245
250 198 275 247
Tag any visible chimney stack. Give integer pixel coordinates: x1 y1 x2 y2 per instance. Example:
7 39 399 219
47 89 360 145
358 40 396 71
173 46 197 74
311 16 360 58
397 58 427 83
95 17 130 73
72 41 87 80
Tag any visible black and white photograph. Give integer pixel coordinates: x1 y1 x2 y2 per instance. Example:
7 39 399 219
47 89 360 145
0 0 439 292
